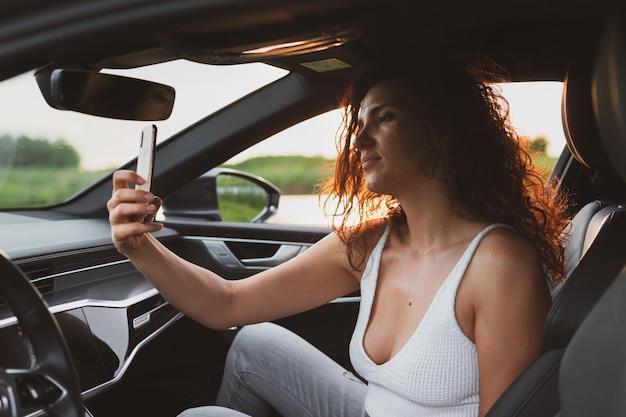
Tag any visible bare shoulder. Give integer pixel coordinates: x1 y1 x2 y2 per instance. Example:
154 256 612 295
475 226 541 274
457 225 551 344
463 226 549 307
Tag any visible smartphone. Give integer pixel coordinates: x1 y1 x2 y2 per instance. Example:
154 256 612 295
136 124 157 223
136 124 156 192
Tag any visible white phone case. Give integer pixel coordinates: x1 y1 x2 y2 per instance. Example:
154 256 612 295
136 124 156 192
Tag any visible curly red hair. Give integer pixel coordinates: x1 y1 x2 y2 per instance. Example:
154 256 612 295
320 56 569 284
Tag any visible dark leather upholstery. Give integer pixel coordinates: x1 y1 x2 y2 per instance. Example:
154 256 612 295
593 6 626 182
557 7 626 416
559 268 626 417
561 40 610 173
544 202 626 351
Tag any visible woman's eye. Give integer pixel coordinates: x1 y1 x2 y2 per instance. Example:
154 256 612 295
378 113 392 123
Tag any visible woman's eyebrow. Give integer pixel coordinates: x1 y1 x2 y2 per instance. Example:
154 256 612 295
357 103 392 125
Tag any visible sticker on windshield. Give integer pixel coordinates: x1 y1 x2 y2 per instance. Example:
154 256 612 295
300 58 352 72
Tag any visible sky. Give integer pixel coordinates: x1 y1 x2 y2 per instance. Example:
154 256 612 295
499 82 566 155
0 61 566 170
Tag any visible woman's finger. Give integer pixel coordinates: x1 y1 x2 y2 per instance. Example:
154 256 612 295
112 169 146 192
108 188 154 212
110 221 163 244
109 201 158 224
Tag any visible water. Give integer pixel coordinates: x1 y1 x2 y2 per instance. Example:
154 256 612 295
267 194 330 226
158 194 332 226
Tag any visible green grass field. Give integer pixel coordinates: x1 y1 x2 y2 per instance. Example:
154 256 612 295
0 167 110 209
225 155 334 194
0 154 557 210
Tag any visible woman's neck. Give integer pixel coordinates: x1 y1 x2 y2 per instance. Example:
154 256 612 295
394 181 482 254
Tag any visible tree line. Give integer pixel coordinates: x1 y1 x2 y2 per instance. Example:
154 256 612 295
0 134 80 168
0 133 553 183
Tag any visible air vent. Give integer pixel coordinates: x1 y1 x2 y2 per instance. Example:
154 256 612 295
0 263 54 308
22 263 55 299
20 263 54 280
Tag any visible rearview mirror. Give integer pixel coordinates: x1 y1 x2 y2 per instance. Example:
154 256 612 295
35 68 175 121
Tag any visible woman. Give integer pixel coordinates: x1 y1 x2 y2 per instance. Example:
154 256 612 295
108 57 568 417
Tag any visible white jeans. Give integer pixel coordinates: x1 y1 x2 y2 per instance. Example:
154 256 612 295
178 322 367 417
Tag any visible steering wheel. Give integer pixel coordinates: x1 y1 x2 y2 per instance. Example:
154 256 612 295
0 251 83 417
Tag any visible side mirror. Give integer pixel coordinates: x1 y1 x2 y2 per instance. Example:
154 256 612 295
163 168 280 223
35 68 175 121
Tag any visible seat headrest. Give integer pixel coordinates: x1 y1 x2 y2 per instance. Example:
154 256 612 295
593 7 626 182
559 267 626 417
562 38 613 173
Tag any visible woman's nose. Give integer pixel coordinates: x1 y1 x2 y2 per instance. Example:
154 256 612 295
353 126 374 150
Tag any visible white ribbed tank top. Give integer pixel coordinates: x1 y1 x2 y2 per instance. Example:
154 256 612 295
350 223 508 417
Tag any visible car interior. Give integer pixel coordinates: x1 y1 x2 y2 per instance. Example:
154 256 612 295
1 1 626 417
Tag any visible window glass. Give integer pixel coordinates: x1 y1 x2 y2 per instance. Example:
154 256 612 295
499 82 565 171
223 82 566 226
0 61 287 209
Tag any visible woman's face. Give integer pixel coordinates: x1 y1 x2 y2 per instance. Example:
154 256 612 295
354 77 436 196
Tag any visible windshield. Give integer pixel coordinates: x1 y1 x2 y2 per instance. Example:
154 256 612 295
0 60 287 209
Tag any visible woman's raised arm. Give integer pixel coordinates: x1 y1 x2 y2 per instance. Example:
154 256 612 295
107 170 360 330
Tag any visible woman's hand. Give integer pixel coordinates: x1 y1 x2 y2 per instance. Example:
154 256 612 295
107 170 163 255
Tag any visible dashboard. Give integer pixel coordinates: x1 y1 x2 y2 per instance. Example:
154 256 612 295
0 213 181 398
0 209 334 417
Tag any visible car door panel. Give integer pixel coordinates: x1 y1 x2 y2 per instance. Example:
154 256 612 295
163 220 360 372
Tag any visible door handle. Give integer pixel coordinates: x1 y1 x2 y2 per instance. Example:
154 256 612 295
240 244 304 268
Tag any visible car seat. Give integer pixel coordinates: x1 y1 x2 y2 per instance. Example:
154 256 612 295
557 9 626 416
557 267 626 417
486 8 626 416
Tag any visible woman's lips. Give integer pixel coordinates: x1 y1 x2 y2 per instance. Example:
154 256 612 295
361 155 379 170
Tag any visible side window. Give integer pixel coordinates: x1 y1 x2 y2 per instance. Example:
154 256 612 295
222 82 565 226
499 81 565 173
222 110 340 226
